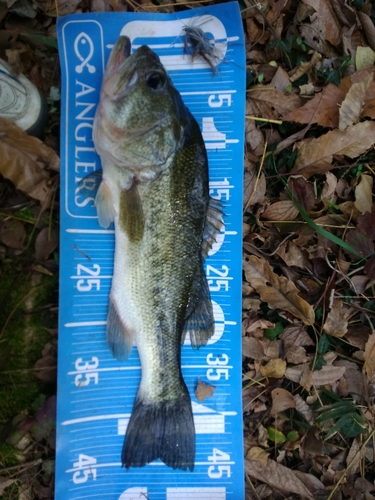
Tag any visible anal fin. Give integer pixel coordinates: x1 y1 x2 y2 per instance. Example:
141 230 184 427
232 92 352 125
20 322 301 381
183 266 214 348
106 297 133 361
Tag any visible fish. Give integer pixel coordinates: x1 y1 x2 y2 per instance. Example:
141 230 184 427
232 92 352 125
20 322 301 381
92 36 223 471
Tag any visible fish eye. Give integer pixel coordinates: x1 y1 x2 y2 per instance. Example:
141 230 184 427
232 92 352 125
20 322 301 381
146 72 164 90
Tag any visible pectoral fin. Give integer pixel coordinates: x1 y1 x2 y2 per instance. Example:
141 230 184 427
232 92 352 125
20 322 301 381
119 182 144 243
95 180 115 229
106 297 133 361
201 197 224 258
182 266 214 348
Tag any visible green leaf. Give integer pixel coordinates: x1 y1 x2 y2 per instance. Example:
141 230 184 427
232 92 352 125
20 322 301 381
312 354 327 370
287 430 299 442
21 32 58 49
318 333 330 354
264 321 284 340
267 427 286 444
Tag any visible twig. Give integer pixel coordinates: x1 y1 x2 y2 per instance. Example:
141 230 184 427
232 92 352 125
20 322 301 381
0 458 42 473
327 428 375 500
245 115 283 125
244 141 267 213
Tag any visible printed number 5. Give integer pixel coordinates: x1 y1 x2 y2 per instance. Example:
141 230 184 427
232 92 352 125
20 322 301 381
208 465 231 478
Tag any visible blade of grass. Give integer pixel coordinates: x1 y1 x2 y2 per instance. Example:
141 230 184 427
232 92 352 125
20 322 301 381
277 175 363 259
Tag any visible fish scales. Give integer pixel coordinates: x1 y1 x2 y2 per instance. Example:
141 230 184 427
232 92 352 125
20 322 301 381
92 36 223 472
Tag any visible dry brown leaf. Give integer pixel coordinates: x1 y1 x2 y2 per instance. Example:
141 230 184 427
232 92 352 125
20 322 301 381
346 437 367 477
355 174 373 214
284 84 344 128
321 172 337 200
195 379 216 402
35 227 59 261
0 117 59 203
294 394 314 424
247 88 301 119
243 163 266 208
262 200 299 221
276 241 307 269
34 355 56 383
242 337 265 360
285 345 309 364
289 51 322 82
293 121 375 176
302 0 341 46
247 446 269 463
323 299 348 338
270 388 296 414
339 73 373 130
270 66 291 93
260 358 286 379
301 426 324 457
311 363 346 387
0 219 26 249
245 458 315 499
363 331 375 380
243 255 315 325
358 11 375 52
335 360 366 401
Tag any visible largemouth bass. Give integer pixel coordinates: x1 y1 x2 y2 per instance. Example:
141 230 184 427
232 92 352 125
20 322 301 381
92 36 223 472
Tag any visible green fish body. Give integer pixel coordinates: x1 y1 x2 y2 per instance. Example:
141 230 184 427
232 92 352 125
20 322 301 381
92 36 223 471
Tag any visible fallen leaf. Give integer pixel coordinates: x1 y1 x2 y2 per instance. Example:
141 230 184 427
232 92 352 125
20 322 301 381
358 11 375 52
270 66 291 93
323 299 348 338
357 203 375 239
243 255 315 325
247 88 301 119
321 172 337 201
0 219 26 249
285 345 309 364
284 83 344 128
363 331 375 380
354 174 373 214
0 478 17 496
302 0 341 46
294 394 314 424
346 437 367 477
356 46 375 70
281 325 315 351
302 426 324 457
35 227 58 261
262 200 299 221
0 117 59 203
288 176 316 211
345 229 374 258
270 388 296 414
242 336 265 360
339 73 373 130
311 363 346 387
276 240 307 269
260 358 286 379
293 121 375 176
195 378 216 402
243 163 266 208
245 457 315 499
247 446 269 463
33 355 56 383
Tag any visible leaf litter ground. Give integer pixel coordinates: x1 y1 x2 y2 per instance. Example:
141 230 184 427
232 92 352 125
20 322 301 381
1 0 375 499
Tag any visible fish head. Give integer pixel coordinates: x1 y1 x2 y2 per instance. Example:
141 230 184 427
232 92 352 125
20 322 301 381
94 36 189 180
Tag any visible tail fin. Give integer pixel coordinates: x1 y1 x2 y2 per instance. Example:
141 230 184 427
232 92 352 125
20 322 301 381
122 391 195 471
